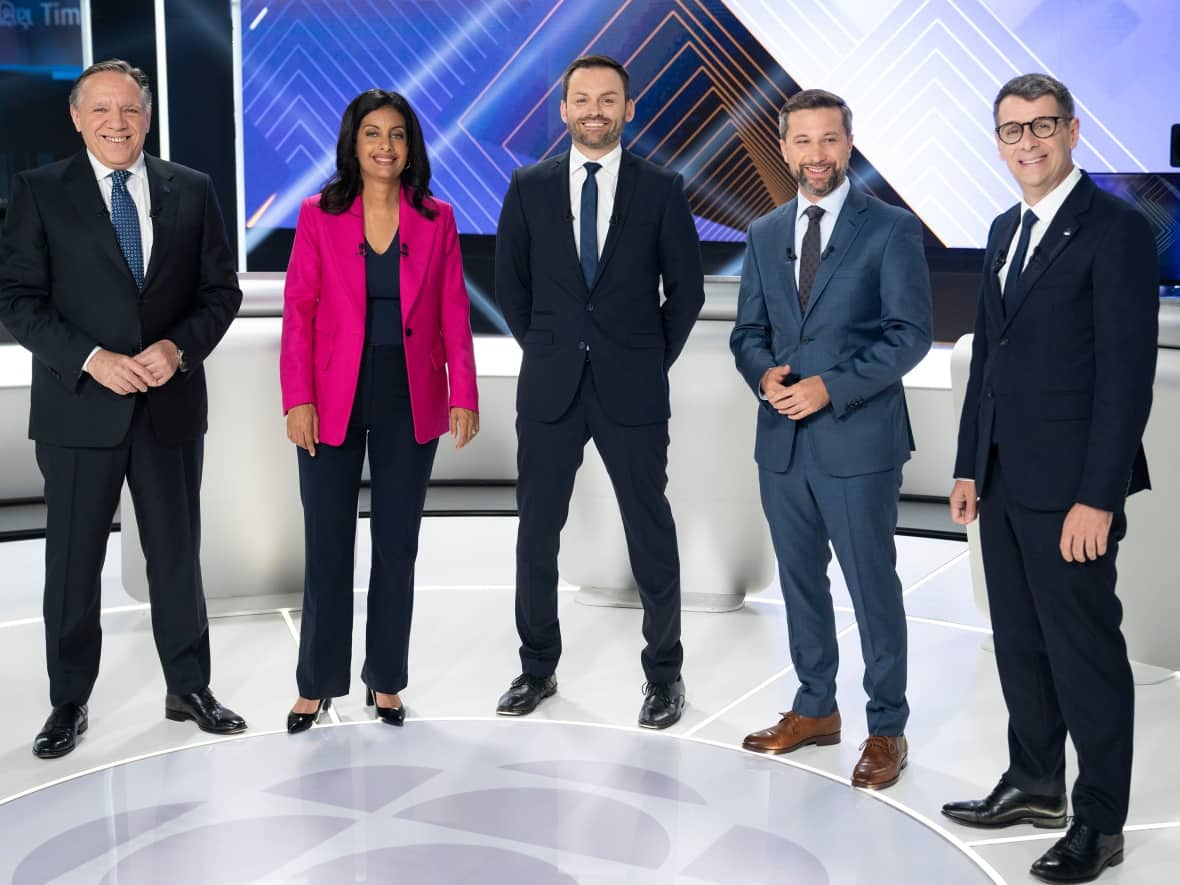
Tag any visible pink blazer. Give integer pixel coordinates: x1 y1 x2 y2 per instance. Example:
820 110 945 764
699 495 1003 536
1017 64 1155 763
280 189 478 445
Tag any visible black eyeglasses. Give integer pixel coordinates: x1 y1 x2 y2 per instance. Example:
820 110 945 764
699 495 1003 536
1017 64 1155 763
995 116 1071 144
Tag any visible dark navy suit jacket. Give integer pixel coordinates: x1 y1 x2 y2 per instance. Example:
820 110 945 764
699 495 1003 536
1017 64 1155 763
0 151 241 448
731 185 933 476
954 173 1158 512
495 149 704 426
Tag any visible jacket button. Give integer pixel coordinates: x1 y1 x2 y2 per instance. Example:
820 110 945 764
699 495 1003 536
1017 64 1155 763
586 303 594 312
801 336 812 344
986 389 993 398
405 327 413 337
577 341 586 351
999 337 1009 346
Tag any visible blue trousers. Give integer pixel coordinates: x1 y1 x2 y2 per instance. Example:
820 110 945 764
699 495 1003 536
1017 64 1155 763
758 425 908 735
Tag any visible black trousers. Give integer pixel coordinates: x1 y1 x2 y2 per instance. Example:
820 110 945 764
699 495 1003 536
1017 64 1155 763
980 453 1134 834
514 364 682 683
37 398 210 706
295 345 437 698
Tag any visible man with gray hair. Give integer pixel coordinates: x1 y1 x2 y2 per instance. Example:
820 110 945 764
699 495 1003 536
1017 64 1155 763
0 59 246 758
943 73 1157 883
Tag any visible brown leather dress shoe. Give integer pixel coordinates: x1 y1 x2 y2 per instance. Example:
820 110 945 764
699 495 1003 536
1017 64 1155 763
742 710 841 754
851 735 908 789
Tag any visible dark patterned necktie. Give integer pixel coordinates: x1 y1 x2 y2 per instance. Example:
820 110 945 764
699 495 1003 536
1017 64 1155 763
580 161 602 287
798 204 825 313
110 169 144 288
1004 208 1038 296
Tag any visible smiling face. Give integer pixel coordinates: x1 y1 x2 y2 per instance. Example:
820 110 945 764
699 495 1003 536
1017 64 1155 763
779 106 852 202
560 65 635 159
355 105 409 186
995 93 1078 205
69 70 150 170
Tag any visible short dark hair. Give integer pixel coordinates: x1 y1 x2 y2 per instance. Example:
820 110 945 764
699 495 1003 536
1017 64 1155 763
320 89 436 219
561 55 630 102
70 59 152 112
779 89 852 139
993 73 1075 123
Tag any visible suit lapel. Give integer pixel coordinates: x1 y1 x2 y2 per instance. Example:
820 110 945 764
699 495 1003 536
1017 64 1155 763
1002 176 1094 330
343 197 367 311
398 185 436 318
593 150 637 289
801 185 867 324
769 200 801 322
142 154 175 292
544 152 582 286
61 152 135 286
989 206 1020 321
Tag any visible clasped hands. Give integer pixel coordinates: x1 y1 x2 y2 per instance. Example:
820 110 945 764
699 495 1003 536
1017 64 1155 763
287 404 479 457
949 479 1113 562
88 340 180 395
760 364 830 420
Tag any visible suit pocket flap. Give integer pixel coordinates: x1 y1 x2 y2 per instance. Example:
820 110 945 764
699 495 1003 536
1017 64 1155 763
629 332 664 348
1043 391 1092 421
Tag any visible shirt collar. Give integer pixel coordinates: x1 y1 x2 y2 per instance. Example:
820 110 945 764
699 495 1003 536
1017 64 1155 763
86 149 147 183
796 175 851 223
1020 164 1082 227
570 143 622 177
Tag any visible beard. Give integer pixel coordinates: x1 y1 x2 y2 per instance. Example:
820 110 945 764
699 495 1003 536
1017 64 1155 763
567 115 623 153
793 162 847 198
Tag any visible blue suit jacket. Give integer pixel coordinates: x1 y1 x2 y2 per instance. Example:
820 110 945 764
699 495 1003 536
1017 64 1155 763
495 150 704 426
731 186 932 476
954 173 1158 512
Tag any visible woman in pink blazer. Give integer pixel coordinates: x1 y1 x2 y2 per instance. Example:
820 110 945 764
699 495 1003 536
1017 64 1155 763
280 90 478 733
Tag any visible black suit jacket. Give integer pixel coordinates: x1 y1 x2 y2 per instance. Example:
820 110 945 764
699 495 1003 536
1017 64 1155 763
955 173 1158 512
0 151 241 447
495 149 704 425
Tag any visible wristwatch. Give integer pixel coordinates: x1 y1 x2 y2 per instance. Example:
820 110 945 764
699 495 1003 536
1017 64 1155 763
175 344 187 373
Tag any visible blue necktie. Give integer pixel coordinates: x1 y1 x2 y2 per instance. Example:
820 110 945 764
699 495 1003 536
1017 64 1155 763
579 161 602 288
1004 208 1038 296
110 169 144 288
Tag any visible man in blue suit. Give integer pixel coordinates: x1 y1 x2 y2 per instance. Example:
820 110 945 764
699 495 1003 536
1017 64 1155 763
731 90 932 789
941 74 1158 884
494 56 704 728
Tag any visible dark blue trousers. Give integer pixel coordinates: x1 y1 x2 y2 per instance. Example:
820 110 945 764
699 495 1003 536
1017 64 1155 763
758 424 908 735
295 345 437 698
980 454 1133 834
514 365 683 683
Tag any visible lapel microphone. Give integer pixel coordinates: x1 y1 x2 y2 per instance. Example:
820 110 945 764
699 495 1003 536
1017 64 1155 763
357 242 366 257
785 248 797 262
399 242 409 257
821 244 835 259
992 250 1007 275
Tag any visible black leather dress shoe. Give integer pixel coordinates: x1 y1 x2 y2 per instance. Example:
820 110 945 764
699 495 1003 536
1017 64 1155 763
496 674 557 716
1030 820 1124 883
287 697 331 735
942 779 1067 829
165 687 247 734
365 688 406 726
638 677 685 729
33 703 88 759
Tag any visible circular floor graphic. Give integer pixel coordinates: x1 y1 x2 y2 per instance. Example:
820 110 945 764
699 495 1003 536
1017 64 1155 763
0 720 998 884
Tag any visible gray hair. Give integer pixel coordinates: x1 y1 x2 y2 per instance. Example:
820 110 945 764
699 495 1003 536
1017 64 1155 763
69 59 153 112
993 73 1073 123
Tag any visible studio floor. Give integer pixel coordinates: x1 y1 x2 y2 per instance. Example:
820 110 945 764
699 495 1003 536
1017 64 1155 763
0 518 1176 883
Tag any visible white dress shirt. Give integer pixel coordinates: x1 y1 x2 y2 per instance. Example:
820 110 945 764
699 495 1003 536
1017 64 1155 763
999 164 1082 294
569 143 621 262
82 150 154 373
793 176 851 288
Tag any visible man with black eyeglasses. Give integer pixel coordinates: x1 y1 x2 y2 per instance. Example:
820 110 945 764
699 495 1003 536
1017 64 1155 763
943 73 1158 883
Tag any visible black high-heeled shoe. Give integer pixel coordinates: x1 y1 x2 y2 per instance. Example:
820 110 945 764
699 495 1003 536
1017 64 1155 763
365 688 405 726
286 697 332 734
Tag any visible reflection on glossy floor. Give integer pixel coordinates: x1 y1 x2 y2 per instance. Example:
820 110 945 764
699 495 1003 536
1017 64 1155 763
0 518 1177 883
